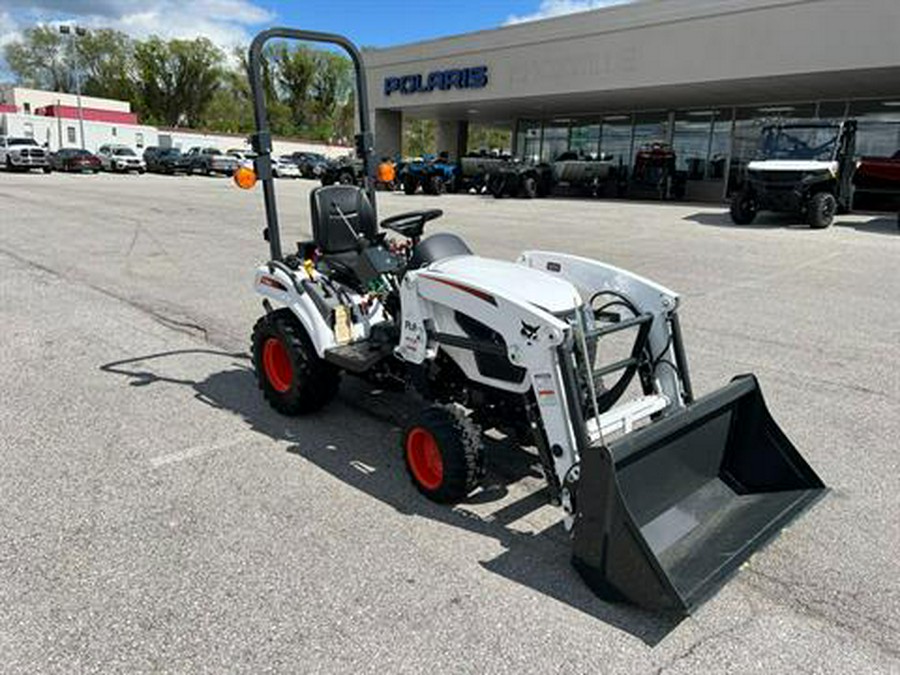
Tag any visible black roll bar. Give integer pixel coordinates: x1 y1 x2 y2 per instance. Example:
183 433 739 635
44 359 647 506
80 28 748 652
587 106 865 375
247 28 376 261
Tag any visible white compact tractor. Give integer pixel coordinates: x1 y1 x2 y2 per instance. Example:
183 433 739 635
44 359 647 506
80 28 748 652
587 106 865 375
237 28 825 613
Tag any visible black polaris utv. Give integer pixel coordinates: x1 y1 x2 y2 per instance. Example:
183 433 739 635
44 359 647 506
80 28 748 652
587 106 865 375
730 120 857 229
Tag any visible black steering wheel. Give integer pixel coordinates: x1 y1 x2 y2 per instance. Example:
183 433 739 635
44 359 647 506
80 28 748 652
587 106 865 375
380 209 443 240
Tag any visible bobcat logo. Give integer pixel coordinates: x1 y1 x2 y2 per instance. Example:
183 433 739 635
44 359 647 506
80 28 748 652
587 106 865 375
520 321 540 342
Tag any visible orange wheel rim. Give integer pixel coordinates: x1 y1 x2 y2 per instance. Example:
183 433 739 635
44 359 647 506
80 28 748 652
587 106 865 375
406 427 443 490
262 337 293 393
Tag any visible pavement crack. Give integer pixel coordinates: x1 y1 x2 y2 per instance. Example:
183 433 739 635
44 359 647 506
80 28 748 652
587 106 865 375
653 617 755 675
741 567 900 659
0 245 215 345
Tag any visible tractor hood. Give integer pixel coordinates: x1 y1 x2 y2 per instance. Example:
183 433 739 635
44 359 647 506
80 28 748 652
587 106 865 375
747 159 838 174
425 256 581 314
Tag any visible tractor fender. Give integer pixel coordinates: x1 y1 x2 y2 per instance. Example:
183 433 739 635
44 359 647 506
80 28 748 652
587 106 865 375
253 265 337 357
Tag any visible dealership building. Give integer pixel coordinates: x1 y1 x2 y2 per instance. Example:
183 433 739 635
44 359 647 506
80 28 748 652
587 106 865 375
365 0 900 201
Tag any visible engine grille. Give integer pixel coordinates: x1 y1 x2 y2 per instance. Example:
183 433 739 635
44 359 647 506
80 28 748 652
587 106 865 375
749 170 804 184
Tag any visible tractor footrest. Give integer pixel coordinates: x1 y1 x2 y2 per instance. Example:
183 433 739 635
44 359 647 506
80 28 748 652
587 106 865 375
324 340 393 373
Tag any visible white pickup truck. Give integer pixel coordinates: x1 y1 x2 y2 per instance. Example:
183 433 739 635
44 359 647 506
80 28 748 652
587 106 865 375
0 136 51 172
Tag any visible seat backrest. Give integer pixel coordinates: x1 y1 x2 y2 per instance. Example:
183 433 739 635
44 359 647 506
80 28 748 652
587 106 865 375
310 185 377 254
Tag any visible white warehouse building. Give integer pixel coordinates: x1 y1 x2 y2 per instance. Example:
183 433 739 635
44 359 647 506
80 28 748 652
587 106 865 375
0 86 350 158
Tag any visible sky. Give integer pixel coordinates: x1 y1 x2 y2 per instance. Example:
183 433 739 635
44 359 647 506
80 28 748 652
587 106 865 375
0 0 633 72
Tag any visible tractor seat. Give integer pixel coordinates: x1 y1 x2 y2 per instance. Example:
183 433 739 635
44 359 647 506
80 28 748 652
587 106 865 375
309 185 378 285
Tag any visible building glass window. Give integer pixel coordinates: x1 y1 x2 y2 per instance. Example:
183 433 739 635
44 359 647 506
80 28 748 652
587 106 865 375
135 132 144 148
23 102 31 114
849 99 900 158
672 111 714 180
67 126 76 144
708 111 732 181
22 122 34 139
516 120 541 162
672 109 732 182
540 121 570 162
569 121 600 157
818 101 848 122
598 115 633 168
111 127 117 137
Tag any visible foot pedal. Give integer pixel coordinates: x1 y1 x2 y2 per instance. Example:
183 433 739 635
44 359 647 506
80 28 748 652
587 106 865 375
324 340 393 373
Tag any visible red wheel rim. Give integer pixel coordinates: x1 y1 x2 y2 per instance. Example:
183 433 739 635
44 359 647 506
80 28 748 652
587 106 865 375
262 337 293 393
406 427 443 491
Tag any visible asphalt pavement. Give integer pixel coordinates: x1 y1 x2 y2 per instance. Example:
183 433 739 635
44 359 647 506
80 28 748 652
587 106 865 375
1 171 898 673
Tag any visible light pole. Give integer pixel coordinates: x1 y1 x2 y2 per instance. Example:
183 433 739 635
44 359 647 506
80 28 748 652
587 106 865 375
59 24 87 150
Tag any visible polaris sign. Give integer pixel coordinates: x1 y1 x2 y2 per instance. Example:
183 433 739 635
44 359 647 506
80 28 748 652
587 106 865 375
384 66 488 96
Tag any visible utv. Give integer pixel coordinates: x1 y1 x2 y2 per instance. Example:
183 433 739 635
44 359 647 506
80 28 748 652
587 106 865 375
623 143 686 200
730 120 856 229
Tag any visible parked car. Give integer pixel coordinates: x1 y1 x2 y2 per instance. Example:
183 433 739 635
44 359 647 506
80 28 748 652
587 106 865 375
146 147 192 175
226 149 257 166
290 151 329 178
0 136 50 172
854 150 900 194
272 156 301 178
184 147 238 176
97 144 146 173
49 148 101 173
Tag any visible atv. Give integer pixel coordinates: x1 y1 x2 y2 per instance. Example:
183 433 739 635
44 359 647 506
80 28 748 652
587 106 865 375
237 27 825 613
399 152 460 195
486 157 553 199
730 120 857 228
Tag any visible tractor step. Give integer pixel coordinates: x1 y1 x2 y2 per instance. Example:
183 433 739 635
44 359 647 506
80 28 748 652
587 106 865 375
324 340 393 373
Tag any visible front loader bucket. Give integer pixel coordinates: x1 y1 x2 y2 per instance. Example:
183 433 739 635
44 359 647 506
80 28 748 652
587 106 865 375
571 375 825 613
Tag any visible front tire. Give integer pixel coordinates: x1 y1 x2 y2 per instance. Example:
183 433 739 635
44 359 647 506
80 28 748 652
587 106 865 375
251 311 340 415
808 192 836 229
520 175 537 199
730 190 758 225
428 175 445 195
403 406 482 503
403 175 418 195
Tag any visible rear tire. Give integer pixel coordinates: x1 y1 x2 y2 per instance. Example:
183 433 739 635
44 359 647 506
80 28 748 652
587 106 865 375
403 406 482 503
251 310 340 415
730 190 758 225
807 192 836 229
338 171 354 185
403 175 418 195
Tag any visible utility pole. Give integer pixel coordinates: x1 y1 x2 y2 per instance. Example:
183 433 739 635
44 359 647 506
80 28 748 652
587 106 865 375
59 25 87 150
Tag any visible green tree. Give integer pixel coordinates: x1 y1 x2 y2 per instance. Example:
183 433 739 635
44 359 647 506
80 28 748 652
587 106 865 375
309 51 353 139
403 118 435 157
467 124 512 154
76 29 136 103
133 37 223 127
3 26 70 92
